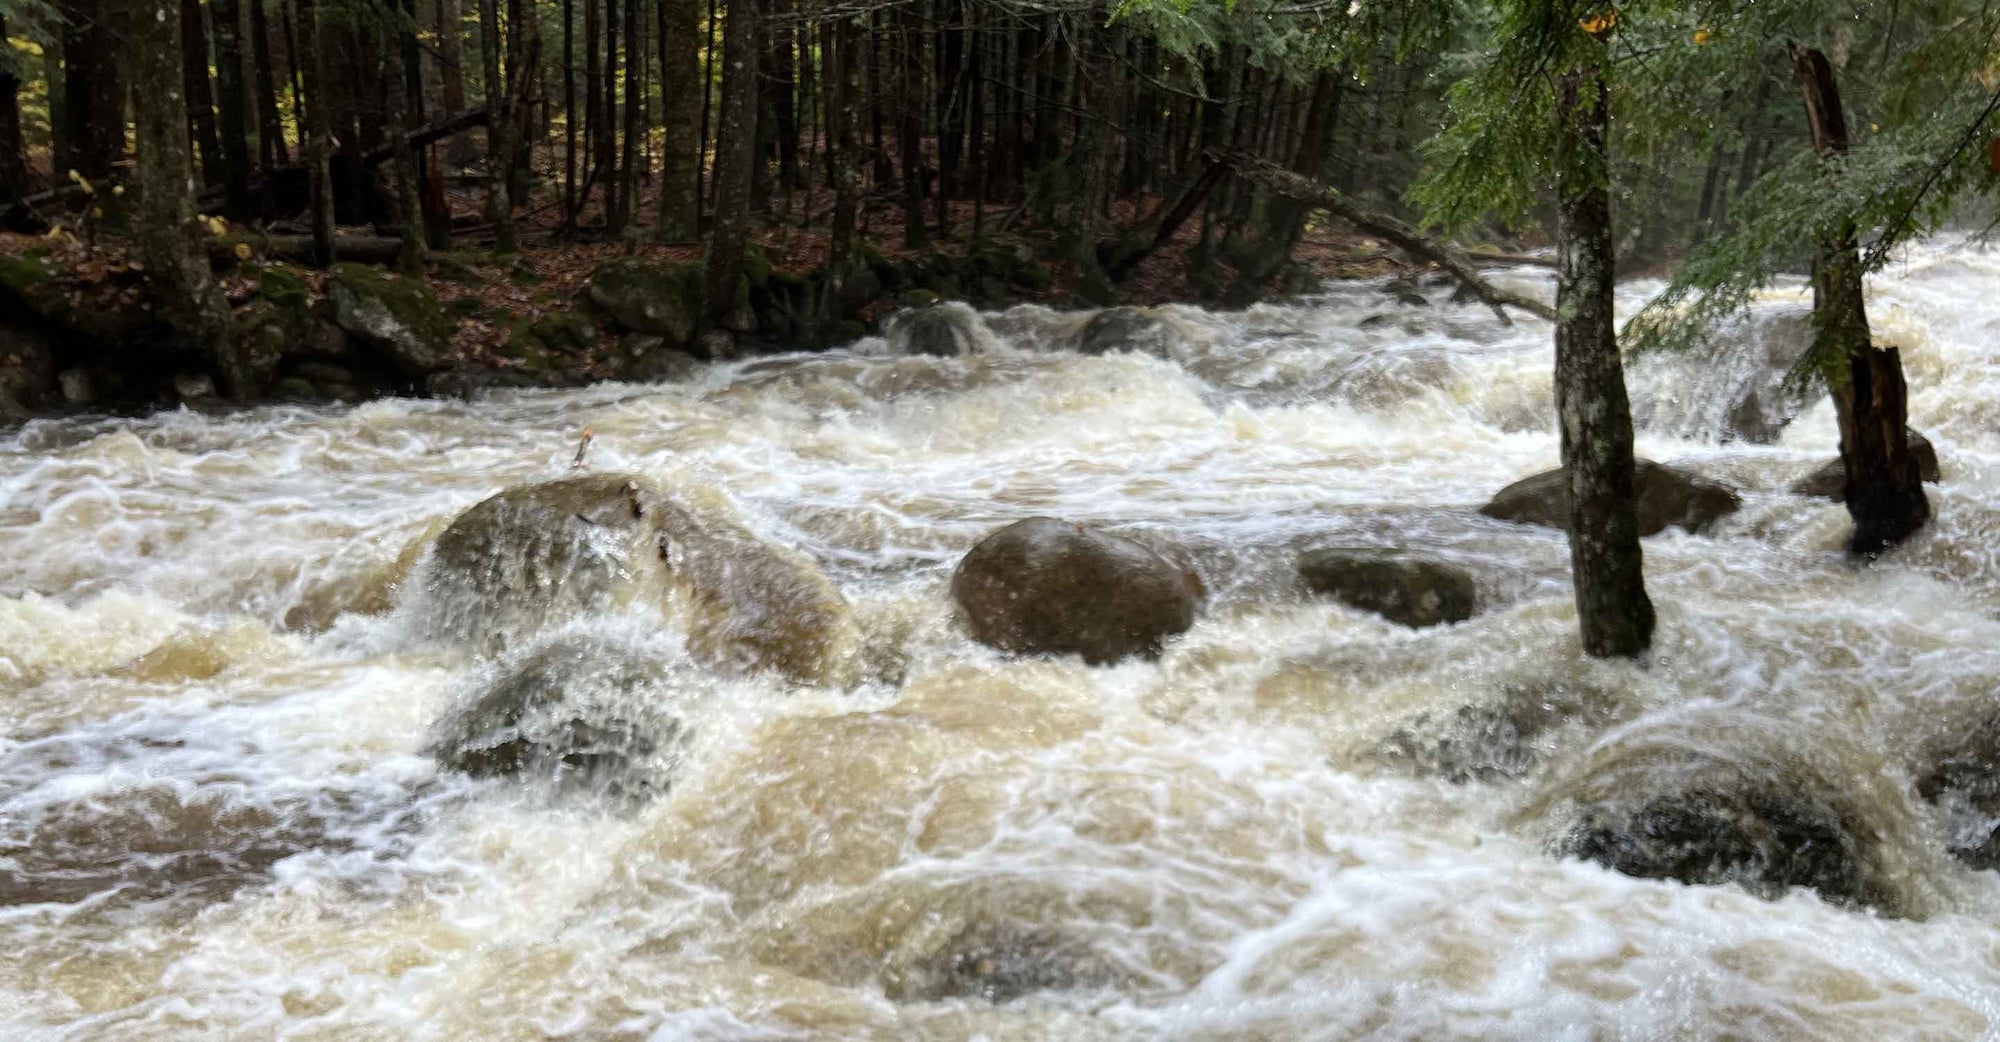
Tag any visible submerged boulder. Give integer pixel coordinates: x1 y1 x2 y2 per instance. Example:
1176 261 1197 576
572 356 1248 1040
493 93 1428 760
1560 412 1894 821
1077 306 1172 356
885 303 979 357
1790 429 1941 500
1298 548 1475 628
327 263 454 376
1481 459 1741 536
951 518 1201 665
1377 679 1620 783
427 637 686 797
1913 712 2000 869
883 918 1118 1004
416 473 857 683
1557 772 1893 911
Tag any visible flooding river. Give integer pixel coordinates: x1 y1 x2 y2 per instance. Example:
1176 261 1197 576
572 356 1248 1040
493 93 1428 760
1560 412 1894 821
4 240 2000 1040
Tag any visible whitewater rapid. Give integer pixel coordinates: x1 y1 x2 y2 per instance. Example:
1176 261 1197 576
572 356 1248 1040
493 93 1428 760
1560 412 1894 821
3 239 2000 1040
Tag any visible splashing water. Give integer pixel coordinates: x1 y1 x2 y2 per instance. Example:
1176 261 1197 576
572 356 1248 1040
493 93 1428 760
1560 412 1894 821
4 239 2000 1040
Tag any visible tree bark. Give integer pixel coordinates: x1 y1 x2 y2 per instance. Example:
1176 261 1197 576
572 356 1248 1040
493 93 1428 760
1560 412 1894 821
897 2 925 248
1790 44 1929 556
655 0 701 238
0 16 23 203
296 0 335 264
826 14 860 281
130 0 241 393
477 0 515 249
62 0 128 181
251 0 289 166
213 0 254 214
1553 57 1653 658
616 0 643 237
438 0 478 165
180 0 225 184
703 0 759 330
385 0 427 271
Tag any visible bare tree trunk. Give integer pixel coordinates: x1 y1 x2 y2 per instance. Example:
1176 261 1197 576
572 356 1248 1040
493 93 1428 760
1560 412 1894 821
897 2 925 248
180 0 225 184
477 0 515 249
703 0 759 332
251 0 289 166
0 16 25 203
1554 55 1653 658
130 0 240 392
826 14 860 280
213 0 253 214
1791 44 1929 556
296 0 335 264
616 0 643 237
63 0 129 181
655 0 701 238
438 0 478 165
385 0 427 271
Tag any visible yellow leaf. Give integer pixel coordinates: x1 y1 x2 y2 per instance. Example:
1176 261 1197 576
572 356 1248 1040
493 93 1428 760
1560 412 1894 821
205 216 228 237
233 243 253 261
1580 8 1617 35
67 170 94 195
1693 29 1712 45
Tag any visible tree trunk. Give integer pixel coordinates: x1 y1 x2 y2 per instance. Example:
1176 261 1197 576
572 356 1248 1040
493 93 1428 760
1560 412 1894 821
130 0 240 393
602 0 621 228
251 0 289 166
180 0 225 184
296 0 335 264
703 0 759 330
385 0 427 270
826 14 860 280
0 16 24 203
655 0 701 238
477 0 515 249
1554 57 1653 658
213 0 254 214
616 0 643 237
697 0 716 220
1790 44 1929 556
439 0 478 165
62 0 128 180
897 3 925 248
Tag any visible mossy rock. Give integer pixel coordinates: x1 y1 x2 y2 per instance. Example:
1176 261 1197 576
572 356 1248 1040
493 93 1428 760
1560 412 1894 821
327 263 455 376
0 251 52 295
251 264 311 309
586 258 697 343
428 252 487 286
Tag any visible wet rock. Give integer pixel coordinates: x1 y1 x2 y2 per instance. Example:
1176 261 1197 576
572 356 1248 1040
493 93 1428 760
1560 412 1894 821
0 324 57 420
694 329 742 362
886 303 978 357
327 263 455 376
616 334 703 382
418 473 858 682
1558 776 1890 910
1298 548 1475 628
1913 712 2000 869
422 364 544 400
1481 459 1742 536
1377 679 1618 783
952 518 1201 665
57 367 96 405
427 637 686 797
1790 430 1941 500
171 373 218 402
1077 306 1171 356
585 258 697 343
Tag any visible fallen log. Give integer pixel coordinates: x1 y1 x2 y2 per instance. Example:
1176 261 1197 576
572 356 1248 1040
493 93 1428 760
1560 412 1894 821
1211 149 1558 324
1466 249 1559 269
1108 159 1230 283
361 107 493 168
208 233 407 266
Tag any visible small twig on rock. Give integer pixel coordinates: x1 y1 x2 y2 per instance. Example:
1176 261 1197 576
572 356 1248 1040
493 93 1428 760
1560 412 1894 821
572 427 594 469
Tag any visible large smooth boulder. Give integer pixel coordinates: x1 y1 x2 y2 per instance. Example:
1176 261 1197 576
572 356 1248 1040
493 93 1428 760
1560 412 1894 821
885 303 978 357
1558 777 1892 911
1790 429 1941 500
951 518 1201 665
327 263 454 376
416 473 858 683
586 258 697 343
1299 548 1475 628
1481 459 1741 536
427 637 686 797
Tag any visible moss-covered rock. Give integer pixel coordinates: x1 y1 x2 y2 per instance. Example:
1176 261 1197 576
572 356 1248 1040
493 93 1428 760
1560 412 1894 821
327 263 455 376
585 258 698 343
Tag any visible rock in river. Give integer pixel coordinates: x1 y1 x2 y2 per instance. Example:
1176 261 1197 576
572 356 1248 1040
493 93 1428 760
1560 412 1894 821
951 517 1201 665
1482 459 1741 536
416 473 858 683
1790 429 1941 500
1298 548 1476 628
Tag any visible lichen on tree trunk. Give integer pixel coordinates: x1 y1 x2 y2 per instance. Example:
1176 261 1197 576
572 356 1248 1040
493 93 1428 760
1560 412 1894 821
1554 58 1654 659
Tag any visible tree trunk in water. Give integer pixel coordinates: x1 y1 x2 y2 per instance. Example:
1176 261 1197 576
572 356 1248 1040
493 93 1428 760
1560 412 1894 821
1554 57 1653 659
703 0 759 330
1790 44 1929 556
180 0 225 184
129 0 240 393
296 0 335 264
655 0 701 238
477 0 515 249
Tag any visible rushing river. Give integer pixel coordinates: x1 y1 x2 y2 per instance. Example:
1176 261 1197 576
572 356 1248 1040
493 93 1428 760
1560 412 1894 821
4 239 2000 1041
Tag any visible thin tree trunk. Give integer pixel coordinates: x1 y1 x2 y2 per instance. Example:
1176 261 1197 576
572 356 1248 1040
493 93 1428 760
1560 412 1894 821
1554 54 1653 658
562 0 577 220
296 0 335 264
130 0 240 392
251 0 289 165
697 0 715 220
603 0 621 228
213 0 253 214
616 0 642 236
897 2 925 248
703 0 759 332
180 0 225 184
477 0 515 249
0 16 25 203
439 0 478 165
655 0 701 238
1790 44 1929 556
826 13 860 280
63 0 128 180
385 0 427 272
